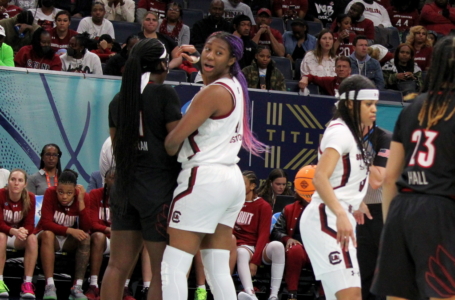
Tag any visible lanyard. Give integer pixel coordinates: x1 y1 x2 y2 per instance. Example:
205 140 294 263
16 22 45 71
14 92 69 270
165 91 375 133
44 170 58 188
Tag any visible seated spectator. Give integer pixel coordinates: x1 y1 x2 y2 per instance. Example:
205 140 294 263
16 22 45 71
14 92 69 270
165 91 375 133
386 0 420 33
299 29 336 83
221 0 255 24
250 8 285 57
283 18 316 62
333 13 356 57
15 27 62 70
368 43 393 65
190 0 231 53
0 169 37 299
104 34 139 76
382 43 422 95
0 25 13 66
257 168 294 208
8 0 34 10
273 0 308 22
427 30 438 46
77 2 115 40
90 33 116 62
345 0 392 27
158 2 189 46
344 1 374 41
234 170 285 300
375 0 390 8
86 170 102 192
35 170 91 300
48 10 78 54
0 0 22 20
349 34 385 89
299 56 352 96
27 144 62 196
242 46 286 91
420 0 455 36
55 0 92 19
406 25 433 71
232 14 257 69
305 0 350 27
136 0 167 23
28 0 62 30
60 32 103 74
0 167 8 188
100 0 135 22
0 11 39 52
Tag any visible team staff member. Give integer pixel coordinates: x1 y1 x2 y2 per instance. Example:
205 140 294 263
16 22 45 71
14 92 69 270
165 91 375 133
300 75 379 300
372 36 455 300
163 32 265 300
27 144 62 196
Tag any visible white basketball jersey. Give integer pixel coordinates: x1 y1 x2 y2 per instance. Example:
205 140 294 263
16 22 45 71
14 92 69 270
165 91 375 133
311 119 369 210
178 77 244 168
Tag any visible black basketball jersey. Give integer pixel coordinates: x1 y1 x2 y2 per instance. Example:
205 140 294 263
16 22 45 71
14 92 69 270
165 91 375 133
393 93 455 197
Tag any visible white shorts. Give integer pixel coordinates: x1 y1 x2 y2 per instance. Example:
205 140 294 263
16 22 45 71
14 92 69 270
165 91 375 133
300 201 360 298
103 237 111 255
168 164 245 234
238 244 270 265
7 235 17 249
36 231 68 252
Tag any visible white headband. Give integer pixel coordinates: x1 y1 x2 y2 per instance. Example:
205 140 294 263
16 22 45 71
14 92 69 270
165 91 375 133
336 89 380 101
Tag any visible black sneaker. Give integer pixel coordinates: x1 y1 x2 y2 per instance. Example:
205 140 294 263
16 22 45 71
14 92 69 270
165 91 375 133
141 287 149 300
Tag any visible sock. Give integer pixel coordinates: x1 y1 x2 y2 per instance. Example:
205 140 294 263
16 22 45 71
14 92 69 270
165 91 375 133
265 241 285 298
24 276 33 283
197 284 206 290
0 275 3 281
47 277 54 286
90 275 98 287
125 279 130 288
75 279 83 287
236 247 254 295
143 281 150 288
201 249 237 300
162 246 194 300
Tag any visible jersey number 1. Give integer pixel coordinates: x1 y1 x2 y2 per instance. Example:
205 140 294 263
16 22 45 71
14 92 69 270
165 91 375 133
409 129 438 167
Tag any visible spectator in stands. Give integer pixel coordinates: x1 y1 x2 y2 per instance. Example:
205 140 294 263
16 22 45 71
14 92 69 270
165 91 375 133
0 11 39 52
349 35 385 89
28 0 62 30
306 0 350 27
15 28 62 70
368 43 394 65
48 10 78 54
234 170 285 300
232 14 257 69
273 0 308 22
0 0 22 20
136 0 167 23
0 26 13 66
0 168 8 188
77 2 115 40
55 0 92 19
8 0 34 10
283 18 316 62
100 0 135 22
35 169 90 300
242 46 286 91
250 8 285 57
406 25 433 71
386 0 420 33
257 168 294 208
191 0 231 53
104 34 139 76
345 0 392 27
299 29 336 82
299 56 352 96
60 32 103 74
158 2 190 46
427 30 438 46
86 171 102 192
345 2 375 41
421 0 455 35
382 43 422 94
90 33 116 62
221 0 255 24
0 169 37 299
333 13 357 57
27 144 62 196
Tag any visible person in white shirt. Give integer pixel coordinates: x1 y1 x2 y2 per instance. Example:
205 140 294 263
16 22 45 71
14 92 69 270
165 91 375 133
77 2 115 40
100 0 134 22
99 137 113 185
60 32 103 74
345 0 392 27
0 168 9 188
28 0 62 30
221 0 255 25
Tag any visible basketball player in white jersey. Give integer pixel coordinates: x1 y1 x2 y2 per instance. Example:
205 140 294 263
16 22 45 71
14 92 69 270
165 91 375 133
299 75 379 300
162 31 265 300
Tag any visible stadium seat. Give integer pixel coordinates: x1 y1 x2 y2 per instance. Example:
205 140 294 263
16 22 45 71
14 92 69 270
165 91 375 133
285 79 300 92
294 58 302 80
112 21 142 44
307 83 319 95
307 21 323 36
190 71 199 83
69 17 81 31
270 17 285 34
422 71 427 82
186 0 210 14
272 56 293 80
167 69 188 82
181 9 204 29
401 29 409 43
388 27 400 53
379 89 403 103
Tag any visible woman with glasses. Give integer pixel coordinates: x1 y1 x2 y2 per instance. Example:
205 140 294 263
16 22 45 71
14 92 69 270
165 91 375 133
27 143 62 196
158 2 189 46
35 169 91 300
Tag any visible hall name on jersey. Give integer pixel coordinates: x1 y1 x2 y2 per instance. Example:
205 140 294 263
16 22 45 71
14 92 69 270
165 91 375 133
408 171 428 185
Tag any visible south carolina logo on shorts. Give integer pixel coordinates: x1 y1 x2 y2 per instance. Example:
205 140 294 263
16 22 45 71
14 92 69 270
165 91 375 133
172 211 181 223
329 251 342 265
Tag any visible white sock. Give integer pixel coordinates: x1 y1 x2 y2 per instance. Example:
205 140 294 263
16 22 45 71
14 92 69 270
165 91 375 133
236 247 254 295
197 284 206 290
201 249 237 300
125 279 130 287
143 281 150 288
47 277 54 286
265 242 285 297
161 246 194 300
24 276 33 283
76 279 83 286
0 275 3 281
90 275 98 287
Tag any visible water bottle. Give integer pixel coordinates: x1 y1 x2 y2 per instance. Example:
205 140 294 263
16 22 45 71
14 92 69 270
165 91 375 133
14 25 24 38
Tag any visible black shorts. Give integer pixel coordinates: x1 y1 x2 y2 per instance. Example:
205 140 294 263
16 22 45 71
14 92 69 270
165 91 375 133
371 193 455 299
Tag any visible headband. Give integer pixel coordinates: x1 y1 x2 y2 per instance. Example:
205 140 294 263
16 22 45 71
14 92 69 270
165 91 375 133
336 89 380 101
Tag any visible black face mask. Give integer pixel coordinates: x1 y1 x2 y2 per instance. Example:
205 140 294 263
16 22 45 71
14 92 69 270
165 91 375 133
42 46 51 54
66 47 76 57
41 0 54 8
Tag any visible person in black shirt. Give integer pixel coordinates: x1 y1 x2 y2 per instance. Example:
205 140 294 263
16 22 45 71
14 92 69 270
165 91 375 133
104 34 139 76
232 14 257 69
372 35 455 300
100 38 182 300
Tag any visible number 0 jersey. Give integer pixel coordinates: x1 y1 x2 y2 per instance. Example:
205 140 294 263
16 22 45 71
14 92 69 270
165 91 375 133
178 77 244 169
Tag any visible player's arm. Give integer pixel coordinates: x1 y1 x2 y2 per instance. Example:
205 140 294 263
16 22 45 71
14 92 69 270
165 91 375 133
382 141 405 222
